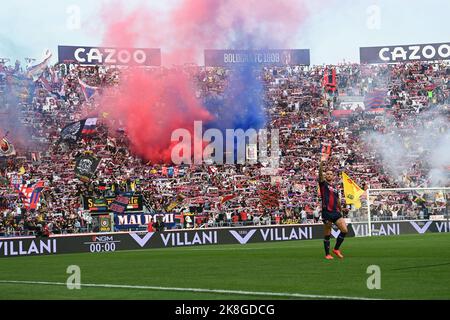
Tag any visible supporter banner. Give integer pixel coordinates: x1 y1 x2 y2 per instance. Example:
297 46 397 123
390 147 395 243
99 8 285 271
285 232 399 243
331 109 353 118
258 190 279 208
27 52 52 81
58 45 161 66
320 142 332 161
339 96 365 103
340 101 365 110
360 42 450 64
180 213 195 229
99 214 112 232
60 120 85 143
366 108 385 115
17 181 45 210
1 220 449 257
109 194 130 213
246 144 258 162
364 89 388 108
204 49 310 67
165 195 184 212
82 193 143 212
114 213 176 230
74 155 100 182
0 137 16 157
339 96 365 110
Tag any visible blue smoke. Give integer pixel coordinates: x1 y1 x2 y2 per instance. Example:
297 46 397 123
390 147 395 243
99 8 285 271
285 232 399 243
200 21 275 162
205 22 268 131
202 63 267 163
203 63 266 132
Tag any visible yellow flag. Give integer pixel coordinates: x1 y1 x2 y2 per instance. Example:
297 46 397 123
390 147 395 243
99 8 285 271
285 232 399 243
18 166 26 175
166 200 179 212
342 172 365 209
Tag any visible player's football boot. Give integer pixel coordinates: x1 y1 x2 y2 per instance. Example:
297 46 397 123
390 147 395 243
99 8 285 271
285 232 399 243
332 249 344 259
325 254 334 260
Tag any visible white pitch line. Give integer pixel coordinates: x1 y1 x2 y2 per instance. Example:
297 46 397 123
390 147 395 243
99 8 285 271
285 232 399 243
180 245 305 252
0 280 382 300
158 242 321 252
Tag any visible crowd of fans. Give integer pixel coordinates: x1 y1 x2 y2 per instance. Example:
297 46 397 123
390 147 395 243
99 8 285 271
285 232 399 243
0 57 449 236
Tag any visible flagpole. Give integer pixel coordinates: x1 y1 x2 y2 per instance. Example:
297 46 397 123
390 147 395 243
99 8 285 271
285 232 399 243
106 126 110 153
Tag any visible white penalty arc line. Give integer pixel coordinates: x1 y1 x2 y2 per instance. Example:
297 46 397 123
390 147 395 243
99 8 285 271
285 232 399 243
0 280 382 300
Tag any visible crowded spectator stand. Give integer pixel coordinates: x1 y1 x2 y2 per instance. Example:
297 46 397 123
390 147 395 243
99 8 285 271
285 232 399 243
1 57 449 236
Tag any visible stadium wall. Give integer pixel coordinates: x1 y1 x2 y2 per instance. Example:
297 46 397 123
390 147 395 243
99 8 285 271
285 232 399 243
0 220 449 258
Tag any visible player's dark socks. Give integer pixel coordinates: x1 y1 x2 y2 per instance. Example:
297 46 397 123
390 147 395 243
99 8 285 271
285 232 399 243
324 235 331 255
334 232 347 250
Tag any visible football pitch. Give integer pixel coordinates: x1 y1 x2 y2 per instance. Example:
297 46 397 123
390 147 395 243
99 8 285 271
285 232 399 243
0 233 449 300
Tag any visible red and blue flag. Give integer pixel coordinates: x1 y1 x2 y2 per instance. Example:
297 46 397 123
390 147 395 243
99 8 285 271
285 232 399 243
78 78 98 101
364 89 388 109
82 117 98 135
15 181 45 210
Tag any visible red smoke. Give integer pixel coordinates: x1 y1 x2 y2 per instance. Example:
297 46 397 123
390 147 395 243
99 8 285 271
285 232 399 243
96 0 315 163
97 1 212 163
98 69 211 163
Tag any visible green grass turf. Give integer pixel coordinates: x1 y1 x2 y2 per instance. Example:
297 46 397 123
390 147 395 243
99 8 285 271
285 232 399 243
0 233 449 300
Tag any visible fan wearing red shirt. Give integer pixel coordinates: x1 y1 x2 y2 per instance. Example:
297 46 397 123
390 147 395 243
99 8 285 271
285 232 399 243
240 210 247 222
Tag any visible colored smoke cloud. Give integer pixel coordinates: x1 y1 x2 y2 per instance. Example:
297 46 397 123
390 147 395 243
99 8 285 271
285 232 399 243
203 65 266 132
0 75 36 153
166 0 313 132
97 69 212 163
363 110 450 187
96 0 315 162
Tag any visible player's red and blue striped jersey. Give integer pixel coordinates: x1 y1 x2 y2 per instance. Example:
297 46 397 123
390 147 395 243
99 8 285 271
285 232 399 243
319 180 340 213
